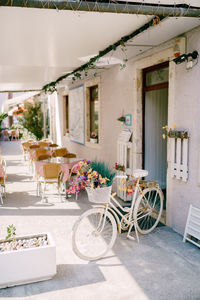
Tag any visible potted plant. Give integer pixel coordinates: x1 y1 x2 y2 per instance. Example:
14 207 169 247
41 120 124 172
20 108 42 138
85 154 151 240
90 132 98 143
0 225 56 288
66 160 115 202
65 129 70 137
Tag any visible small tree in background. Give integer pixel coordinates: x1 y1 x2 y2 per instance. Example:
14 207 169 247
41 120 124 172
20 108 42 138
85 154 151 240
19 101 43 140
0 113 8 129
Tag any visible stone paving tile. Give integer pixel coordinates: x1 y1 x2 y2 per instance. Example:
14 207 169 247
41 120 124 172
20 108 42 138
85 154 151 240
0 141 200 300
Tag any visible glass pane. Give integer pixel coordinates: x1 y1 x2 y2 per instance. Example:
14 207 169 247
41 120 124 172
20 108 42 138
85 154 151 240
144 88 168 189
90 86 99 139
90 100 99 133
66 96 69 129
146 67 168 87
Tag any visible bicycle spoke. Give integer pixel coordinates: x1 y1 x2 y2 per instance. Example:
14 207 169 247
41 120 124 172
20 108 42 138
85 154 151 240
134 188 163 234
73 208 117 260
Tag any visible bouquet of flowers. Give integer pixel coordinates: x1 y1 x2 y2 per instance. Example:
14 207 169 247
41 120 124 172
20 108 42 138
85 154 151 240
66 160 115 196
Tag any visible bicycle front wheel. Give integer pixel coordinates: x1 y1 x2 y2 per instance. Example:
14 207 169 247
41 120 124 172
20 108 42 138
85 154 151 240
72 208 117 261
134 187 163 234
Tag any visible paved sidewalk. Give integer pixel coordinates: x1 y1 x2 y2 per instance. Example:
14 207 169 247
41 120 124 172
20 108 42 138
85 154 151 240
0 141 200 300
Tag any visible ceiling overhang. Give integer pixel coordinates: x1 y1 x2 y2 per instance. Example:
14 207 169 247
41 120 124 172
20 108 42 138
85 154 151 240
0 3 199 92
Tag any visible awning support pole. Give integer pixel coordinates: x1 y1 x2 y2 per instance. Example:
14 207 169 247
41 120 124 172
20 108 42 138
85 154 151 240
0 0 200 18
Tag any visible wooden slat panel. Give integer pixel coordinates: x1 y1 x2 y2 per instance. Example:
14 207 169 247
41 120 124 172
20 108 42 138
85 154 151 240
182 138 188 181
176 138 181 179
171 138 175 178
183 205 200 248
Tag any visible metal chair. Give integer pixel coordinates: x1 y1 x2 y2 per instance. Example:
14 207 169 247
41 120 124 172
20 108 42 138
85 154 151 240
21 141 32 160
63 153 77 158
38 141 49 148
3 130 9 141
37 163 62 202
53 148 68 157
37 154 51 161
0 164 6 205
49 143 58 149
35 148 49 159
29 144 40 149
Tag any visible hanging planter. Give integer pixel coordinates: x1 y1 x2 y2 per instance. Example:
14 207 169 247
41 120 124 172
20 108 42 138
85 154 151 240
168 130 189 139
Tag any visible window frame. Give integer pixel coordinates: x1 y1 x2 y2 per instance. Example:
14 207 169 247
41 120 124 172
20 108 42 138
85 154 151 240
63 94 69 136
85 77 100 147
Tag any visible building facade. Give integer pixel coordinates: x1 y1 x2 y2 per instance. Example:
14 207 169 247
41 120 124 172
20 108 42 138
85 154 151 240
49 24 200 235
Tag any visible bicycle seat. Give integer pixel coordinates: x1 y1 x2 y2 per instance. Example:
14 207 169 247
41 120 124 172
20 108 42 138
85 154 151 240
132 169 148 178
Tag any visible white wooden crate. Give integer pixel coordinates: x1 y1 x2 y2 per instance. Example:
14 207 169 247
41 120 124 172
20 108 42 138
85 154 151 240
183 205 200 248
117 140 132 201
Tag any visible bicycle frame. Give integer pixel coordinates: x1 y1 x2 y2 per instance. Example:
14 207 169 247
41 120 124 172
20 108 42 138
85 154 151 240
94 176 142 242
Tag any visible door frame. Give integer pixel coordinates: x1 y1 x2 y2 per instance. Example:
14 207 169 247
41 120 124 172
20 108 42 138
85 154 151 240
142 61 169 169
131 47 176 227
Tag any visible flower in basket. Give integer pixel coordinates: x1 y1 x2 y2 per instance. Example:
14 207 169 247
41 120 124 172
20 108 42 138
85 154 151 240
66 160 115 196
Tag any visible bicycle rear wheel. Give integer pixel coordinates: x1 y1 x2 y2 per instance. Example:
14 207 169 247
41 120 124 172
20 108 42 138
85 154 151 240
134 187 163 234
72 208 117 261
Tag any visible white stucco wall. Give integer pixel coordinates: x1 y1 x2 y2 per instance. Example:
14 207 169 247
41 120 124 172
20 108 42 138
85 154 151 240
51 25 200 235
167 26 200 234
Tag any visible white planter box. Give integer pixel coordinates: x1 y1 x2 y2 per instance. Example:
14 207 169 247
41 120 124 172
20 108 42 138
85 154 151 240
0 232 56 289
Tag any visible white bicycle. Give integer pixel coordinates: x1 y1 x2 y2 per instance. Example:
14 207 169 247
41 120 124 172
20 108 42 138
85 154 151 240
72 169 163 261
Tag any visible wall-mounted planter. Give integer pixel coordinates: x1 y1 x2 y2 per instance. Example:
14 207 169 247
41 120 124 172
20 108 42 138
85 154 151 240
0 232 56 289
168 130 189 139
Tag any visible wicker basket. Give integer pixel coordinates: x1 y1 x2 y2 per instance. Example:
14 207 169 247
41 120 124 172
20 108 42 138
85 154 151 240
86 186 112 204
139 180 157 189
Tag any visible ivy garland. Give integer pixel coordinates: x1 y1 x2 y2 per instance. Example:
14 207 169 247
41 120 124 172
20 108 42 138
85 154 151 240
42 15 164 94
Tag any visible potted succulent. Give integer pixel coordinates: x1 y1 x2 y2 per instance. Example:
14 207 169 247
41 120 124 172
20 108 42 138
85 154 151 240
90 132 98 143
0 225 56 288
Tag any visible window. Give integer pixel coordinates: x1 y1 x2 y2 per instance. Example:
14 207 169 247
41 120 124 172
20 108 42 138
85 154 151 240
63 95 69 135
87 85 99 143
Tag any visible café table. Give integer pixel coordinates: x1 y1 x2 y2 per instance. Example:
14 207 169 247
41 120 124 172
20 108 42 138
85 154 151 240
34 157 82 183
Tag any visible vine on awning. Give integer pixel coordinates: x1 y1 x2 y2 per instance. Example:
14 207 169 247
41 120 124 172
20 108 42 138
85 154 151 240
42 15 163 94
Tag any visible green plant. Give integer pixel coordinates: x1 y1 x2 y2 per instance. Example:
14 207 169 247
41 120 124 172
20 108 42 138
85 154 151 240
90 132 98 139
0 113 8 129
19 101 43 140
91 161 116 187
6 224 16 241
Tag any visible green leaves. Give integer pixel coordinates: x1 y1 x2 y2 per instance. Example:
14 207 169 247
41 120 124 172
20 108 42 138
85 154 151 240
91 161 116 187
19 101 43 140
6 224 16 241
